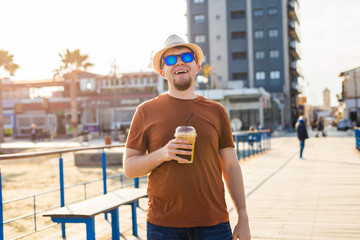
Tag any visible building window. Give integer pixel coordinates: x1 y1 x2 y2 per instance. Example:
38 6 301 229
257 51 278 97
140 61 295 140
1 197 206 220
216 35 221 40
270 70 280 79
232 52 247 60
217 55 222 61
194 14 205 23
269 49 280 58
255 50 265 59
254 30 264 39
193 0 204 3
231 10 245 19
255 71 266 81
216 15 220 20
231 31 246 39
268 28 279 38
268 7 278 16
253 9 263 18
232 72 247 80
194 34 206 43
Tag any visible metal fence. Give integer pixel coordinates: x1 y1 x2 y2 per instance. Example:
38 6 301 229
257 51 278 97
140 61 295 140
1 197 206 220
233 129 271 159
0 144 147 240
0 130 271 239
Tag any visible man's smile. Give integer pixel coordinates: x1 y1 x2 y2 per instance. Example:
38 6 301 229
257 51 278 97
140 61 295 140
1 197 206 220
174 68 189 75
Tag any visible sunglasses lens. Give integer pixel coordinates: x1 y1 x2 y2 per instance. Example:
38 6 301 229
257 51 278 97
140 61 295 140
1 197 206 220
181 53 194 63
164 55 177 66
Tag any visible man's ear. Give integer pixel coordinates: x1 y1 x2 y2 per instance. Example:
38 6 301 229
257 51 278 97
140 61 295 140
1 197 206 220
159 69 166 78
196 64 201 73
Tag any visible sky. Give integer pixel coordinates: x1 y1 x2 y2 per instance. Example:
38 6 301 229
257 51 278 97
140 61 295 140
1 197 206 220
300 0 360 106
1 0 360 106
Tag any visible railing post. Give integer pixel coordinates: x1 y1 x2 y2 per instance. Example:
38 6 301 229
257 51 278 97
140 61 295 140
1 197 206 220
235 135 240 159
247 133 250 157
120 174 124 188
242 134 246 159
0 166 4 240
261 132 265 152
101 149 107 195
134 178 139 188
33 196 37 232
58 153 66 239
101 149 108 221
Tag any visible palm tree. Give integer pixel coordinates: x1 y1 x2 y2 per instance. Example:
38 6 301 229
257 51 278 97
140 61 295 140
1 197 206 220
0 50 19 142
54 49 93 138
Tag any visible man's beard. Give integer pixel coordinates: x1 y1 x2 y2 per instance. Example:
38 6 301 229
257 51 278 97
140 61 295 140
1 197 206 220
173 76 193 91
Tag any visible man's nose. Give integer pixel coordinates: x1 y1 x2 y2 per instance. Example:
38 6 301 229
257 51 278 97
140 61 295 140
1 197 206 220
174 56 185 65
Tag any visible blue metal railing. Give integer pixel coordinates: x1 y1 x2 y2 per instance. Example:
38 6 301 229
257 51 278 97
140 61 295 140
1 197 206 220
233 129 271 160
0 144 146 240
0 130 271 239
355 127 360 150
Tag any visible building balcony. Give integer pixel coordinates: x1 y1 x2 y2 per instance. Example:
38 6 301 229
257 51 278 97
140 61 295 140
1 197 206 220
289 20 301 41
290 61 303 77
289 41 302 59
291 80 301 94
288 0 300 21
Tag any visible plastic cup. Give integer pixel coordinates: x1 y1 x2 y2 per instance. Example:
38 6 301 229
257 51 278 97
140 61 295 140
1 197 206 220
174 126 197 163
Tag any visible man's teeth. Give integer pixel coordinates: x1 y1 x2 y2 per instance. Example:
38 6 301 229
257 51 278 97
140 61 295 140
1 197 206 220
175 70 188 75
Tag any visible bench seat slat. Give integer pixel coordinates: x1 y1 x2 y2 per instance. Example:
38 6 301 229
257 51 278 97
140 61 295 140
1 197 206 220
43 188 147 218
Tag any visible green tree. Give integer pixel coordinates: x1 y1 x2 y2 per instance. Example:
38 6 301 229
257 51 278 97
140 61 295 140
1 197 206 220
0 50 19 142
54 49 93 138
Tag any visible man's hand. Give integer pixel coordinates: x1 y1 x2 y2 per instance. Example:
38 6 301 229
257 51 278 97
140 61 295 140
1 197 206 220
232 221 251 240
160 138 193 163
124 138 193 178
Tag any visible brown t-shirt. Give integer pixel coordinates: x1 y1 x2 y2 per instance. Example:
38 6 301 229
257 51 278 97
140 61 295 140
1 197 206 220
126 93 235 227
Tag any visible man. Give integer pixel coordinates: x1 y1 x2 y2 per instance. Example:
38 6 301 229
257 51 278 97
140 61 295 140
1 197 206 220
296 116 309 159
124 34 250 240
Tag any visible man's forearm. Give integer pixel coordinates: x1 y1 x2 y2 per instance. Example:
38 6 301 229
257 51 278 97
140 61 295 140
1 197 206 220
124 148 164 178
223 164 248 218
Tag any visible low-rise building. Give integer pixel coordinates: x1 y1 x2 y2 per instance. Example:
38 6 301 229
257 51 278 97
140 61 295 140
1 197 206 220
339 66 360 125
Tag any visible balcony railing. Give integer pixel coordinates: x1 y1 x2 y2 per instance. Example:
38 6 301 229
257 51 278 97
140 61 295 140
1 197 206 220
290 61 303 77
289 41 302 59
288 0 300 21
289 20 301 40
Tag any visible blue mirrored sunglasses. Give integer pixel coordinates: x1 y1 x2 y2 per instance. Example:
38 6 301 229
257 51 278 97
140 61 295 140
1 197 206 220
162 52 194 66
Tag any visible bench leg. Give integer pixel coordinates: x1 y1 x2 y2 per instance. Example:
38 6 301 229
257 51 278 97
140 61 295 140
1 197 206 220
131 201 138 237
109 208 120 240
51 217 96 240
85 218 96 240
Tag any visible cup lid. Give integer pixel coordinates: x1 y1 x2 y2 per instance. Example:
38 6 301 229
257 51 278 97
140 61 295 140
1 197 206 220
175 126 196 134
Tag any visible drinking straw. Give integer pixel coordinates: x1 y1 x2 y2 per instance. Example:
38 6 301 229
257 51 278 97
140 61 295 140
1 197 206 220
185 113 194 133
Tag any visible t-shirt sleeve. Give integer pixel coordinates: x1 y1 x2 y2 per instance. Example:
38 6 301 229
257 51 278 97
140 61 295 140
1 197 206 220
125 106 148 152
219 105 235 149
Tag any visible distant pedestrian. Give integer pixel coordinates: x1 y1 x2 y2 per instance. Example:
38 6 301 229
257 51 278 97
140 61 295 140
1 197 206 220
296 116 309 159
256 121 262 130
30 123 37 142
316 116 326 137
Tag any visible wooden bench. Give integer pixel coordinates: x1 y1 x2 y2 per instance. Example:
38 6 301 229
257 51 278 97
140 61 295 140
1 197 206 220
43 188 147 240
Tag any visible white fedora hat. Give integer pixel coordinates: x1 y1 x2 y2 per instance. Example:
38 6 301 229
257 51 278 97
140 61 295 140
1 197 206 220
153 34 204 74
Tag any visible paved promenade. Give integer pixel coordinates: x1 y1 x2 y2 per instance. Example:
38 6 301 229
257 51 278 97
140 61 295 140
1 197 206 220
3 128 359 239
238 130 360 240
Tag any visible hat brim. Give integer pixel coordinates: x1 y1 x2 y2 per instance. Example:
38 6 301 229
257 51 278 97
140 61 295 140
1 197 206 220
153 43 204 74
